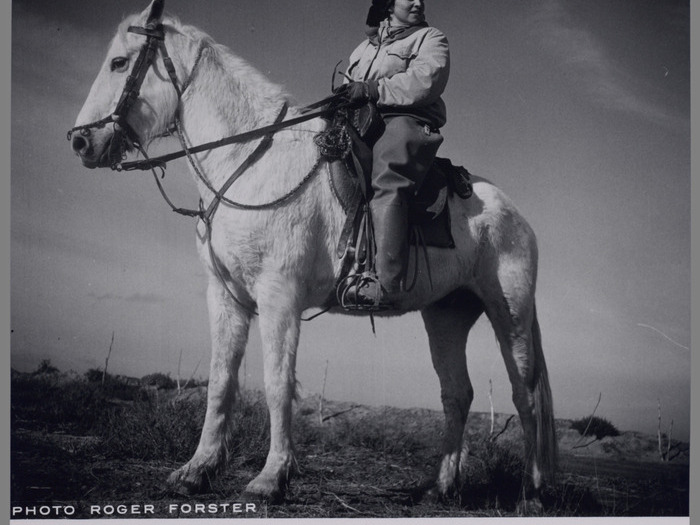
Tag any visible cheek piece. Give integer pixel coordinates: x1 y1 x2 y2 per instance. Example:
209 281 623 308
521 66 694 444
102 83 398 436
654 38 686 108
67 22 180 169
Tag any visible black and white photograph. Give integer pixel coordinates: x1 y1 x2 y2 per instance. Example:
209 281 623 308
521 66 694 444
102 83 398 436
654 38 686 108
10 0 691 522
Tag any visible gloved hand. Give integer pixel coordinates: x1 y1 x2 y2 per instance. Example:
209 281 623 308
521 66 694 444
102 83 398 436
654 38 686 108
336 81 379 108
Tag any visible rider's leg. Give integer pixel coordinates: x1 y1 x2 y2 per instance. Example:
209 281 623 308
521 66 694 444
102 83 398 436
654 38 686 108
348 115 443 306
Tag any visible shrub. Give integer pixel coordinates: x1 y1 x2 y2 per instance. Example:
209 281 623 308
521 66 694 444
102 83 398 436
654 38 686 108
100 396 207 461
84 368 104 383
141 372 177 390
100 389 270 464
299 410 426 458
102 378 149 402
33 359 59 375
11 373 110 433
570 416 620 439
83 368 147 401
459 438 526 509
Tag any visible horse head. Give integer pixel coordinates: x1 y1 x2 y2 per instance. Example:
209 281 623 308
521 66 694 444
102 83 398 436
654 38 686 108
70 0 180 169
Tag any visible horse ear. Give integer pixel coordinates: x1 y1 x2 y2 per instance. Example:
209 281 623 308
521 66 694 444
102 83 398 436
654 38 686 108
142 0 164 26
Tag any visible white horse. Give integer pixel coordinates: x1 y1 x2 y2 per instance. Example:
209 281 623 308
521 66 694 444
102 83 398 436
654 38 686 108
70 0 557 510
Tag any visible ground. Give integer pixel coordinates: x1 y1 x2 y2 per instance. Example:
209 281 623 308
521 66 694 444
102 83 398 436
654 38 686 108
10 372 690 519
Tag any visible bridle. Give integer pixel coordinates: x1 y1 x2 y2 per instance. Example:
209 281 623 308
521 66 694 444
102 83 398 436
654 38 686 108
67 19 199 170
67 18 344 204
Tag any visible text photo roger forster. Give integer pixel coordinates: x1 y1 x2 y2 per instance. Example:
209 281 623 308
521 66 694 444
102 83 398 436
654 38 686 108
10 0 690 522
11 502 258 519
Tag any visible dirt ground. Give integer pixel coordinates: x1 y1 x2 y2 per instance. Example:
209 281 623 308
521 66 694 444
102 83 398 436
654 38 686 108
11 391 689 519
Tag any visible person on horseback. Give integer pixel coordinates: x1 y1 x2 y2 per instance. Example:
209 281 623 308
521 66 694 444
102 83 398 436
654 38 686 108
337 0 450 309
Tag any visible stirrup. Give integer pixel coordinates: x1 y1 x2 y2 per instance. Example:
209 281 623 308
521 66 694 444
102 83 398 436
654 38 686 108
337 272 392 312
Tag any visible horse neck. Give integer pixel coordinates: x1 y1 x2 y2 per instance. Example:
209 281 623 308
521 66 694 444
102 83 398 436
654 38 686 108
177 43 290 189
170 32 345 280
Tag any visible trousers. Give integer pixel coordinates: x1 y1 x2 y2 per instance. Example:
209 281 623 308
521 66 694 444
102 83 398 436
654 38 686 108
370 115 443 294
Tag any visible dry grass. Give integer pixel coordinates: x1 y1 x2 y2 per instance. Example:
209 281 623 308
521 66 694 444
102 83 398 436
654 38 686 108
11 368 689 518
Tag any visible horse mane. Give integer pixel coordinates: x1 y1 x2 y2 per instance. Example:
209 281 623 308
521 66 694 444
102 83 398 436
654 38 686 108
118 12 296 132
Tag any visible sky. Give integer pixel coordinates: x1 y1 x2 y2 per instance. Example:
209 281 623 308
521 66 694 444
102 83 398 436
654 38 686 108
10 0 691 440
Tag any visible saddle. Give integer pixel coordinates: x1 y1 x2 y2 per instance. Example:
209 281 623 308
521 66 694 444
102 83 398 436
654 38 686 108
328 156 472 253
315 103 473 304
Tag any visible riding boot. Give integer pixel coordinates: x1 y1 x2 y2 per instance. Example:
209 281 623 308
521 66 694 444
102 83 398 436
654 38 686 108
343 196 408 309
371 196 409 296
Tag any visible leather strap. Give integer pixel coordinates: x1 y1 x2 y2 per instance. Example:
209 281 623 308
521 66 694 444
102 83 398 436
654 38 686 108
200 104 289 224
117 104 336 171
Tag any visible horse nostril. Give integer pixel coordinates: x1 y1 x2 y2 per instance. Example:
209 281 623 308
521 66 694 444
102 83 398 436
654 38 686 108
71 135 88 154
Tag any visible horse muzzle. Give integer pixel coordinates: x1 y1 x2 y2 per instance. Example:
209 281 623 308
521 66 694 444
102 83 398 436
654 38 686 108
70 124 133 169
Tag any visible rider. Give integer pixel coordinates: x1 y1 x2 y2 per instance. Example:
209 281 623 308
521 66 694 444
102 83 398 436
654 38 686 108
338 0 450 308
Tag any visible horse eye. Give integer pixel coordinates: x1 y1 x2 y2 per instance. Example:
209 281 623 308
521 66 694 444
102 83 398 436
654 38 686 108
110 57 129 72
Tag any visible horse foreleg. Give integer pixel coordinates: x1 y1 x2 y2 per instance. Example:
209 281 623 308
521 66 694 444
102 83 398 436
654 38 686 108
168 280 252 494
421 293 483 499
242 279 301 503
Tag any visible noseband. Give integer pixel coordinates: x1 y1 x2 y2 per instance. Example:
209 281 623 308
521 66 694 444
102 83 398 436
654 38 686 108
67 21 194 169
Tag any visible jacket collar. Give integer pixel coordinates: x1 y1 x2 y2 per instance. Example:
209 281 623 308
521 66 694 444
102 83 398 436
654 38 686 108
369 20 429 46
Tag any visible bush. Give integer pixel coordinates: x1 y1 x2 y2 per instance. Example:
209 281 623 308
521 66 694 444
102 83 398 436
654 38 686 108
100 389 270 464
11 373 111 433
102 378 149 402
33 359 59 375
459 438 526 509
296 410 426 458
141 372 177 390
570 416 620 439
84 368 104 383
100 396 207 461
12 364 270 464
83 368 148 401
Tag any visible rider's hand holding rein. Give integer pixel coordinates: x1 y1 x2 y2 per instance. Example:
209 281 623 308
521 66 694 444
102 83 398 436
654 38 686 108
336 81 380 109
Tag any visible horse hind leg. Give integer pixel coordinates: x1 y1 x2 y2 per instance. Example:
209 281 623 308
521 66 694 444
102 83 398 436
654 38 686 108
421 290 484 500
168 280 252 494
486 290 557 512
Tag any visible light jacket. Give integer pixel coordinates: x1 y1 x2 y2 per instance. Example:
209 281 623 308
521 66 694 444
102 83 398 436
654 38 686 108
346 21 450 128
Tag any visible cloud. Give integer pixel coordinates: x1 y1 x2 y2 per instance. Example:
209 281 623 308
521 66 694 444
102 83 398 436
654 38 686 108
88 291 167 305
529 0 688 130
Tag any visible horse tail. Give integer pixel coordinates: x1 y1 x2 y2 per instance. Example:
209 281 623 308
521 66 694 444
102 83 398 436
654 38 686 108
531 303 558 482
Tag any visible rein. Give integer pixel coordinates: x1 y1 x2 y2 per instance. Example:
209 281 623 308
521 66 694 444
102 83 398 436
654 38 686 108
117 96 342 173
69 19 344 320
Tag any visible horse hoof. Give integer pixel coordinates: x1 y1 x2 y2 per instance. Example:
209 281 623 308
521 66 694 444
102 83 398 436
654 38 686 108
167 468 211 496
241 475 287 505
